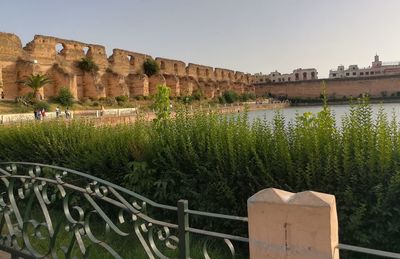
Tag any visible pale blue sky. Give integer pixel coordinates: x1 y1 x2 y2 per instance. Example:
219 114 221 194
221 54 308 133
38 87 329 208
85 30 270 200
1 0 400 78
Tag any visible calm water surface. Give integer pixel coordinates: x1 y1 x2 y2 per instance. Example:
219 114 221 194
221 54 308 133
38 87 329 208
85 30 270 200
246 103 400 126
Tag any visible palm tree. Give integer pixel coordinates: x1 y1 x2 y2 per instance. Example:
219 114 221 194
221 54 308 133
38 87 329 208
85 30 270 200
18 74 52 100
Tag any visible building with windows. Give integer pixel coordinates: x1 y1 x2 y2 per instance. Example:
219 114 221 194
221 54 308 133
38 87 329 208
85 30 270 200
329 55 400 79
253 68 318 84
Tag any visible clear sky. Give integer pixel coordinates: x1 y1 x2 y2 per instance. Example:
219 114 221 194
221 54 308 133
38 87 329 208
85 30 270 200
1 0 400 78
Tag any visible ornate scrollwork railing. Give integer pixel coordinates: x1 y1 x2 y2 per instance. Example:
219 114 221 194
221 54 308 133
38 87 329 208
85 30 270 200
0 162 249 259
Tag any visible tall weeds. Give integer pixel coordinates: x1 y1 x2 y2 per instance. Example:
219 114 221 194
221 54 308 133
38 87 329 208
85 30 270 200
1 100 400 252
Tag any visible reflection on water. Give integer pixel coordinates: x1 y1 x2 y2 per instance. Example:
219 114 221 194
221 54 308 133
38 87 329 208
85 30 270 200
246 103 400 126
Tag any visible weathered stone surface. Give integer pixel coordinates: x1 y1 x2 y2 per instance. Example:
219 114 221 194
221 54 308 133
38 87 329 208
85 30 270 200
0 32 254 101
248 188 339 259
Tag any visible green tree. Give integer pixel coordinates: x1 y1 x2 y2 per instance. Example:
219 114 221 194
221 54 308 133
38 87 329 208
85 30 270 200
143 58 160 77
222 90 239 103
18 74 52 101
153 84 171 122
77 58 99 74
56 87 74 106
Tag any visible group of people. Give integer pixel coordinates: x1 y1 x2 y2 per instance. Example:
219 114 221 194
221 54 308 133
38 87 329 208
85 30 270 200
55 106 71 119
34 106 71 121
34 108 46 120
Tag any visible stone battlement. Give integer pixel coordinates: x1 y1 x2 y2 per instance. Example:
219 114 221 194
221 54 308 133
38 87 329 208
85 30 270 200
0 32 254 100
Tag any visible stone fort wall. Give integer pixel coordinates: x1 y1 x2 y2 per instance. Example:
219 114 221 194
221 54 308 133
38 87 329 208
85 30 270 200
0 32 254 100
255 75 400 100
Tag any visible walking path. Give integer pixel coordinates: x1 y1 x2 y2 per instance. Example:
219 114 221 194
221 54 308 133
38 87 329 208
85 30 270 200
0 102 289 125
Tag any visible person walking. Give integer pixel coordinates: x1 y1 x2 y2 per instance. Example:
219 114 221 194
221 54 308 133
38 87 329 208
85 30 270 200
36 109 42 121
41 108 46 120
65 107 71 119
55 106 60 118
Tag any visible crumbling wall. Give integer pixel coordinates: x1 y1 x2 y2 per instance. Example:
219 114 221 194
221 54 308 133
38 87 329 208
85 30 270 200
0 32 253 101
186 63 214 81
126 74 149 97
164 74 180 97
109 49 151 76
148 74 166 96
156 57 186 77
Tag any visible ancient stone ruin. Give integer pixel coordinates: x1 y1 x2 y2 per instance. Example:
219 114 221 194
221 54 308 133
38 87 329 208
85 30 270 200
0 32 255 101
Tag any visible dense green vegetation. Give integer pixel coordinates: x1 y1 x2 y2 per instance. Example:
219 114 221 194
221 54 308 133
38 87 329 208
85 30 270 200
54 86 74 106
143 58 160 77
77 58 99 73
0 99 400 255
17 73 52 101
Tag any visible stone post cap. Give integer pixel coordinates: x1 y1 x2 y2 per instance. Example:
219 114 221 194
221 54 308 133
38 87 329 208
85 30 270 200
248 188 335 207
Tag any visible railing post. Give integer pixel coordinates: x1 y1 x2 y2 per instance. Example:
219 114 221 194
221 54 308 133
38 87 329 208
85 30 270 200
178 199 190 259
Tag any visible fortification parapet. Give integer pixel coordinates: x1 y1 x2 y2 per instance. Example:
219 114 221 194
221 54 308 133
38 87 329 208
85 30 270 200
214 68 234 82
186 63 214 81
156 57 186 77
0 32 255 100
0 32 22 61
109 49 151 76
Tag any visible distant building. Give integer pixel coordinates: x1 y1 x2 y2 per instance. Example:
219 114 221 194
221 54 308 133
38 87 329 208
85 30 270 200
329 54 400 79
253 68 318 84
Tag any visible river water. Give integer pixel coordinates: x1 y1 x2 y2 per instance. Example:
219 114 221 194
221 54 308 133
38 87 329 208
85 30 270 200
246 102 400 126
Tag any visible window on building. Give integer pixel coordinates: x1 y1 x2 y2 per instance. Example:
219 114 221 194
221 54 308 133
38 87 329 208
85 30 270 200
332 73 336 77
353 72 356 75
288 78 291 81
311 72 315 79
371 71 374 75
303 72 307 80
272 80 275 82
295 73 299 80
366 72 369 75
360 72 364 75
346 73 350 76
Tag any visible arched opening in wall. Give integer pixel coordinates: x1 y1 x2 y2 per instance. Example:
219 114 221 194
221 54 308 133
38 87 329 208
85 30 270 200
303 72 307 80
295 73 299 80
55 43 65 55
196 68 200 77
161 61 166 70
311 72 315 79
206 69 209 77
83 46 89 56
174 64 178 74
128 56 135 66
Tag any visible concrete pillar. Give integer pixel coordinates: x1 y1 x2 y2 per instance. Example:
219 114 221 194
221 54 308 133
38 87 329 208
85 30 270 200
248 188 339 259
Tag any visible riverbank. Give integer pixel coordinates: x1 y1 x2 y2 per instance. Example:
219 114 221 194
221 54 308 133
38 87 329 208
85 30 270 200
290 97 400 106
0 102 289 125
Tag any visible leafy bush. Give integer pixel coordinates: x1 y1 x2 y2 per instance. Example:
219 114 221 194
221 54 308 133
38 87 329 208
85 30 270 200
55 87 74 106
33 101 50 111
152 84 171 122
222 90 238 103
218 95 226 104
143 58 160 77
115 95 129 105
77 58 99 73
192 89 204 100
239 92 256 102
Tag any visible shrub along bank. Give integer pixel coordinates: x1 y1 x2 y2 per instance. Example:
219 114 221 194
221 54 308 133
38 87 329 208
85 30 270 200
0 100 399 253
